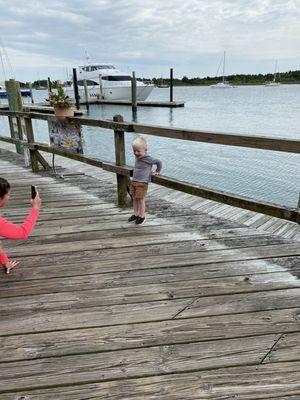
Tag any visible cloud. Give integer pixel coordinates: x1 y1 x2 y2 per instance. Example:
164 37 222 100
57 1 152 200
0 0 299 81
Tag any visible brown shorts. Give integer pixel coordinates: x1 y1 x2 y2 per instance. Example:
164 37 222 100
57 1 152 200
130 181 148 199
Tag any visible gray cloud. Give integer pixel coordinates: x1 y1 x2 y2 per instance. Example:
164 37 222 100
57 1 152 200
0 0 299 81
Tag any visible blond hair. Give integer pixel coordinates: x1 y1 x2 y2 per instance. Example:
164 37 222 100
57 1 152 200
132 136 147 150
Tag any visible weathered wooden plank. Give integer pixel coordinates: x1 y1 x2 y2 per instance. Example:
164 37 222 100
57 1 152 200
0 243 290 284
1 362 300 399
262 331 300 364
0 270 298 305
1 308 299 362
177 288 300 319
0 333 280 392
1 289 300 335
4 240 300 264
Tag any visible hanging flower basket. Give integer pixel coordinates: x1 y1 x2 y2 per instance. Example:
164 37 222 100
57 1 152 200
46 84 75 123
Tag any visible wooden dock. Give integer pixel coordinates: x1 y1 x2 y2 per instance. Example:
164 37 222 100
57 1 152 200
92 100 185 107
0 150 300 399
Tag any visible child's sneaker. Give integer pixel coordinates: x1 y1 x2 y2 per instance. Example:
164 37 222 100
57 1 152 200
135 216 146 225
128 215 138 222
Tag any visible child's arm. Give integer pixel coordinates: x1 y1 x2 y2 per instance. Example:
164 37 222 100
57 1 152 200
151 157 162 175
0 244 19 274
0 208 39 240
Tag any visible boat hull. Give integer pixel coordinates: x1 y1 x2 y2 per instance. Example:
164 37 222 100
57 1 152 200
66 83 154 102
0 89 31 98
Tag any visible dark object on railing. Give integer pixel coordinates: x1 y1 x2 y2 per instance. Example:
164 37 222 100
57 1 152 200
47 77 52 93
72 68 80 110
170 68 173 102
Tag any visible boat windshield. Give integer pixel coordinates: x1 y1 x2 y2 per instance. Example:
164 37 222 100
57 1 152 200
101 76 131 81
77 80 99 86
80 65 116 72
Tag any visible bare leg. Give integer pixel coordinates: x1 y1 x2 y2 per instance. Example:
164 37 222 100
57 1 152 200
133 198 139 216
137 198 145 218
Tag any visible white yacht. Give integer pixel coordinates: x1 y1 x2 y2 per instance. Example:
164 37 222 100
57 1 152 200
66 63 154 102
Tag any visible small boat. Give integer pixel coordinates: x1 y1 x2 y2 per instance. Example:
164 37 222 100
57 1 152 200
0 83 30 98
156 78 169 88
65 62 154 102
210 52 236 88
265 60 280 86
157 84 170 88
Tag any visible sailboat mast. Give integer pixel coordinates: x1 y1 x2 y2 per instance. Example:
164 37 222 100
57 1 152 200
222 51 226 83
273 60 278 82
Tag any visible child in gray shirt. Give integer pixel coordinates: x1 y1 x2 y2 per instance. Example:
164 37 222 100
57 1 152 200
128 136 162 225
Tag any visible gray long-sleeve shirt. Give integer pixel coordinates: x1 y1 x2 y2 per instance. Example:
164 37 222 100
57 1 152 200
132 155 162 183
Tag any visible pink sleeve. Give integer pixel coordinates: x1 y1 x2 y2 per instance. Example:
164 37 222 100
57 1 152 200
0 251 9 265
0 208 39 240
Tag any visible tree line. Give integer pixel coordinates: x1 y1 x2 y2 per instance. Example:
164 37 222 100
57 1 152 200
149 70 300 85
18 70 300 88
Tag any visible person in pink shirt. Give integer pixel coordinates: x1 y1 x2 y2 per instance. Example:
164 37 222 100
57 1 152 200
0 177 41 274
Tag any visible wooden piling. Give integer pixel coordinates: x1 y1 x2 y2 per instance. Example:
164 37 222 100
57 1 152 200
5 79 24 154
72 68 80 110
47 77 52 93
170 68 174 102
99 74 104 99
113 114 129 207
83 79 89 112
29 82 34 104
131 71 137 113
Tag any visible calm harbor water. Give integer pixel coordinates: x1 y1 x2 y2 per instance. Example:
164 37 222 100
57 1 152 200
1 85 299 208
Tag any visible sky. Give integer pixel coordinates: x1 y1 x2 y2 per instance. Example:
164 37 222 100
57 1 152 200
0 0 299 82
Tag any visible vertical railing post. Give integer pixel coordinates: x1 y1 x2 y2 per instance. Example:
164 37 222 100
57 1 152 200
24 116 39 173
113 114 128 207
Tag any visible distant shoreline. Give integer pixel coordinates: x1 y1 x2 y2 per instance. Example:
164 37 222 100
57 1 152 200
169 81 300 87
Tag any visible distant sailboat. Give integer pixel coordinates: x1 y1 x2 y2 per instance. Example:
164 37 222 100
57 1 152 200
156 77 169 88
210 51 236 88
265 60 280 86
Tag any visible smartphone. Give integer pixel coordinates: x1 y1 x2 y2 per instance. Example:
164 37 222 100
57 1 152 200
31 185 37 199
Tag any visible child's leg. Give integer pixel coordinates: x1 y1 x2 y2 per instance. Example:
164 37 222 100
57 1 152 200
136 198 146 218
140 198 146 218
133 198 139 216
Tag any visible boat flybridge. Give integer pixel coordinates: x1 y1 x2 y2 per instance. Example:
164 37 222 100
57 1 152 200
66 63 154 102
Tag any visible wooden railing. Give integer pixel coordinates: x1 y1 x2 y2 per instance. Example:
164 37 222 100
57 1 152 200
0 109 299 223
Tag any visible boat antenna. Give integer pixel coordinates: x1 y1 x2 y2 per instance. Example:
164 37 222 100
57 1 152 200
85 50 91 64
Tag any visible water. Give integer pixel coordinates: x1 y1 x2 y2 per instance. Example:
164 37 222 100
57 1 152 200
1 85 299 208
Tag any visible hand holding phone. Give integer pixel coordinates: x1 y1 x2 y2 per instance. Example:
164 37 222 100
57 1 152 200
31 185 37 199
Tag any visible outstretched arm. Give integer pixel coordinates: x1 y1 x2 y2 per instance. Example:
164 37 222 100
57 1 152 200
0 208 39 240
